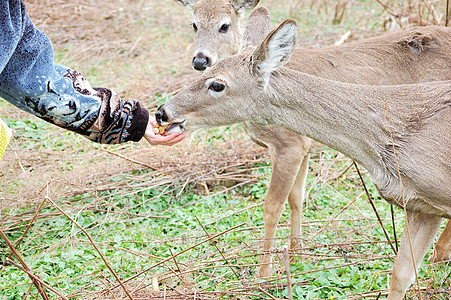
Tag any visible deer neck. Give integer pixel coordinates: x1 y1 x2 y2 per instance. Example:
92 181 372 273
258 67 397 172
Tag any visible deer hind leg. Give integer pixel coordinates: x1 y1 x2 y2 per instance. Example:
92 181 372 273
388 211 442 300
429 220 451 263
288 153 310 255
258 145 309 278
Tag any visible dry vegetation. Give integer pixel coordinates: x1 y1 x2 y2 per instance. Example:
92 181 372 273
0 0 450 299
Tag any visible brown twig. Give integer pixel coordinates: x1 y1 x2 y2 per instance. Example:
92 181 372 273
44 196 135 300
13 196 46 247
307 193 360 242
195 215 240 279
6 258 66 300
101 147 158 170
165 248 185 284
385 100 422 299
420 0 440 25
0 229 51 300
106 222 247 292
98 277 119 300
446 0 450 26
375 0 404 28
21 283 33 300
283 246 293 300
258 286 278 299
390 205 399 252
353 161 397 256
1 196 46 273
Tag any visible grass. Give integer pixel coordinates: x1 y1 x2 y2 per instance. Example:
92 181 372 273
1 0 450 299
2 136 449 298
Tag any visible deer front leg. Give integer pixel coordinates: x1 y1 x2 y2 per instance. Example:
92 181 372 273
288 153 310 253
429 220 451 263
258 148 307 278
388 211 442 300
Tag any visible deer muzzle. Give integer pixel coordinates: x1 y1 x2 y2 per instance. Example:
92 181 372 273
155 105 186 134
192 53 211 71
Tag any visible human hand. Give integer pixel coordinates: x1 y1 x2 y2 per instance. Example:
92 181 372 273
143 118 186 146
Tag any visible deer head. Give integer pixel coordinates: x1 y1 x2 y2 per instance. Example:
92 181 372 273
174 0 260 70
156 19 297 131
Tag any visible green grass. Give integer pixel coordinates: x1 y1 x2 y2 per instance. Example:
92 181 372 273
1 138 449 299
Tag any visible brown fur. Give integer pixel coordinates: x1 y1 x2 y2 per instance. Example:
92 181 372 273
245 15 451 278
156 20 451 299
174 0 451 283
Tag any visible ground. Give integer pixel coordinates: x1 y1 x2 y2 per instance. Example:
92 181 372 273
0 0 450 299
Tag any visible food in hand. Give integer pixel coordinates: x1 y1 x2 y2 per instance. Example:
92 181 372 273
152 121 169 135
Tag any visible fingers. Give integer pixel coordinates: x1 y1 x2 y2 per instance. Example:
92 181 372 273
143 116 186 146
154 132 186 146
144 131 186 146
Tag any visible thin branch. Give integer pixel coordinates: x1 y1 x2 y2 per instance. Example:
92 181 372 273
6 258 67 300
44 196 135 300
106 222 247 293
283 247 293 300
1 195 46 273
0 230 51 300
21 283 33 300
101 147 158 170
446 0 450 26
375 0 404 28
390 205 399 252
307 193 361 242
385 99 422 300
195 215 240 279
14 197 46 247
353 161 397 255
420 0 440 25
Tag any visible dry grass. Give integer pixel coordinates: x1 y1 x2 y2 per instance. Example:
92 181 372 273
1 0 450 299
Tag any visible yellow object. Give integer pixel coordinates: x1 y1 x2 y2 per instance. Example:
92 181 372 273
152 121 169 135
0 118 12 161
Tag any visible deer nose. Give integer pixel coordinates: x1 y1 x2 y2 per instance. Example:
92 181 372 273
155 107 168 124
192 53 210 71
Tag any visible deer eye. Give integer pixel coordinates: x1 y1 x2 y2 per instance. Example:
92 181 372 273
219 23 230 33
209 81 225 92
192 23 198 32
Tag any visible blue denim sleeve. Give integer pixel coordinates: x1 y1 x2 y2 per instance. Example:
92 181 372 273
0 0 149 144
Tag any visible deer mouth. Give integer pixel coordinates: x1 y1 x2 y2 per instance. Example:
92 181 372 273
155 106 187 134
163 121 186 134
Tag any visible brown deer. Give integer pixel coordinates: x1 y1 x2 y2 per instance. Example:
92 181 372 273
174 0 451 277
173 0 261 70
156 19 451 299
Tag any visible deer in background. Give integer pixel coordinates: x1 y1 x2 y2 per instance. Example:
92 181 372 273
156 19 451 299
173 0 451 277
174 0 261 70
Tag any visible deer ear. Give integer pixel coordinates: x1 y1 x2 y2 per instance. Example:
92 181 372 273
173 0 197 10
252 19 297 80
242 6 271 50
231 0 260 15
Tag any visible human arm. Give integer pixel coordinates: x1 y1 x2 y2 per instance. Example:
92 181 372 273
0 0 180 145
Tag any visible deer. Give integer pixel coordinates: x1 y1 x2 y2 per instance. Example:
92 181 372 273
173 0 451 278
173 0 261 70
156 19 451 299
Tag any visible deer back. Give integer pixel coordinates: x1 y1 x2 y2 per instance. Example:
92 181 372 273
287 26 451 84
